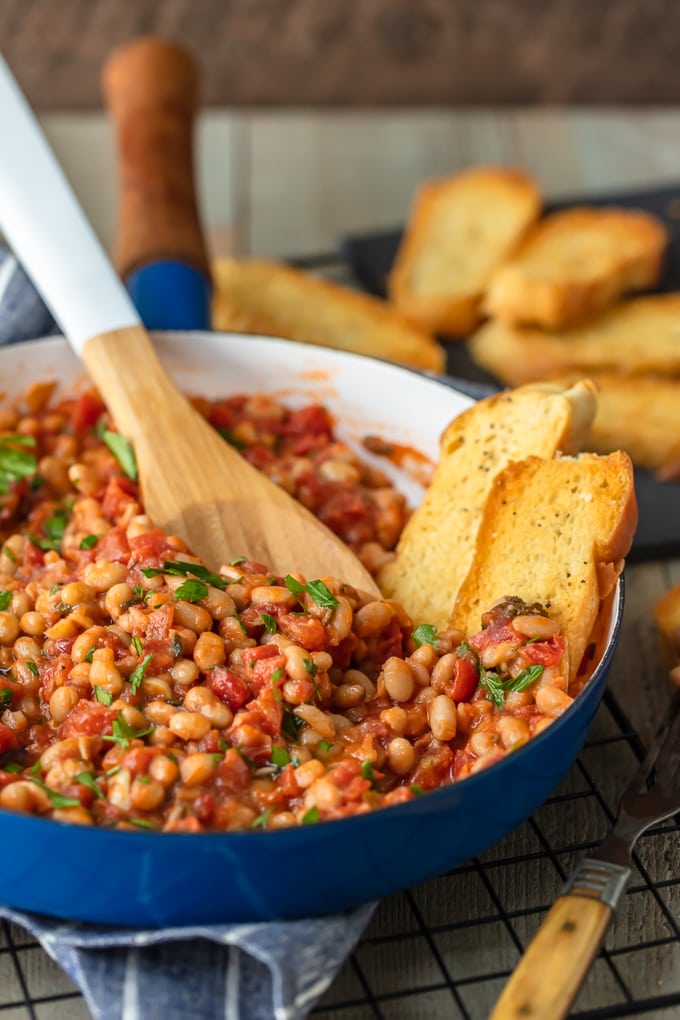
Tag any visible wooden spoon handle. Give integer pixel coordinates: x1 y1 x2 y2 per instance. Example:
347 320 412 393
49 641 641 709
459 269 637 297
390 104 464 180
490 895 613 1020
102 37 210 279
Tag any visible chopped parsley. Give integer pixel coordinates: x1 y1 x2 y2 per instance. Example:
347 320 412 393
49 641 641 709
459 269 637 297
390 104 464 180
102 712 153 750
3 762 23 774
129 818 157 830
251 808 272 829
143 560 228 591
260 613 277 633
131 635 144 656
0 435 38 494
271 667 284 685
409 784 424 797
29 776 80 809
284 575 339 608
26 661 39 677
0 591 12 612
412 623 438 648
318 740 334 753
303 657 318 677
0 688 13 711
41 507 69 550
281 706 304 741
235 746 256 768
271 745 291 769
218 428 247 451
230 557 246 566
85 647 96 663
302 805 320 825
361 761 376 785
174 579 209 603
75 771 105 799
480 663 545 709
79 534 99 550
129 653 153 695
99 425 137 480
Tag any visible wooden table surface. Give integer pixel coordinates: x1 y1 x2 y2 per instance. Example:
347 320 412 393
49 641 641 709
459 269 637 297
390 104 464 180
1 107 679 1020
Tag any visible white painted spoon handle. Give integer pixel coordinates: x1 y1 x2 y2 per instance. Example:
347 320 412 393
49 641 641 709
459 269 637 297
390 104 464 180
0 55 139 352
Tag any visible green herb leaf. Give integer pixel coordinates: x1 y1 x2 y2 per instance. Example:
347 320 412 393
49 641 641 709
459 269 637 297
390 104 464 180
75 771 105 799
129 818 157 830
106 764 121 777
102 429 137 480
271 667 284 685
302 805 320 825
2 546 16 563
235 746 256 768
29 777 80 809
131 635 143 656
261 613 277 633
3 762 22 774
479 665 505 710
218 428 247 451
42 508 69 550
140 567 163 578
102 712 153 750
506 664 544 692
284 574 306 598
230 557 246 566
0 688 13 711
162 560 227 589
304 580 339 608
0 435 38 494
79 534 98 550
26 661 39 677
251 807 272 829
129 653 153 695
361 760 376 785
271 745 291 769
409 784 424 797
412 623 438 648
318 740 333 753
0 590 12 612
174 579 209 603
281 708 304 741
85 647 96 664
303 657 318 677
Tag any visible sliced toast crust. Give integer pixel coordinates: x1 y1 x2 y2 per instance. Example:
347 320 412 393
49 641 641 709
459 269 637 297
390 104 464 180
388 167 541 337
484 206 667 329
212 258 445 372
377 380 597 631
470 294 680 386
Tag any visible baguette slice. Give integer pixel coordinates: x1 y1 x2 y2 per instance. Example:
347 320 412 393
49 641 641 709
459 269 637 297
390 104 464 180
387 167 541 337
378 380 597 632
654 586 680 669
450 451 637 683
212 258 445 372
551 372 680 476
484 206 667 328
470 294 680 386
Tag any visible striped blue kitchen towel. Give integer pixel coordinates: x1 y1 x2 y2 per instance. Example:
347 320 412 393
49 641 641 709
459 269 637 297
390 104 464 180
0 242 376 1019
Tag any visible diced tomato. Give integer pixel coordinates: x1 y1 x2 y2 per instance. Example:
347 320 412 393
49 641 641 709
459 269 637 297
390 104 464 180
0 724 19 757
122 746 158 777
38 654 73 699
243 445 275 470
449 657 478 703
207 403 237 432
274 762 300 798
59 701 117 738
101 476 140 521
245 687 283 736
129 529 173 568
410 745 454 790
145 603 174 641
469 623 517 652
193 792 215 823
70 391 105 433
282 405 333 438
523 635 566 667
213 748 251 794
278 613 327 650
94 528 130 563
249 653 286 695
207 667 252 710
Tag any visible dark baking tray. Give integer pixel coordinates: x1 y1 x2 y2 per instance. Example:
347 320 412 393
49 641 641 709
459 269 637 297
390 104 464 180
342 183 680 562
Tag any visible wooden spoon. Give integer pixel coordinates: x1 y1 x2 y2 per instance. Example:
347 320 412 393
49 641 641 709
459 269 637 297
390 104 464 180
0 56 378 594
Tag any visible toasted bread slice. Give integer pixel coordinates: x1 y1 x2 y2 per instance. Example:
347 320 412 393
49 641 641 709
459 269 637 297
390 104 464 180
211 258 445 372
378 380 597 632
387 167 541 337
451 451 637 683
484 206 667 328
550 373 680 475
654 586 680 669
470 294 680 386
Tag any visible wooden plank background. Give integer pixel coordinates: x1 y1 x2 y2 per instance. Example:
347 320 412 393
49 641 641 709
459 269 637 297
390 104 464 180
3 0 680 110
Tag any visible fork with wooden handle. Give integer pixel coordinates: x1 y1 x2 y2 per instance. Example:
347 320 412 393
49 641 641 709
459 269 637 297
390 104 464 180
0 55 378 594
491 688 680 1019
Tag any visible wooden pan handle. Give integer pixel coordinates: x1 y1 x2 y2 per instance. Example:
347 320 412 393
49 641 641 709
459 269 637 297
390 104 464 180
102 36 210 280
490 895 613 1020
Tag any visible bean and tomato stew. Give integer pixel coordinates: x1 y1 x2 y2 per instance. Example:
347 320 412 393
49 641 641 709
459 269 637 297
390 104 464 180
0 382 574 832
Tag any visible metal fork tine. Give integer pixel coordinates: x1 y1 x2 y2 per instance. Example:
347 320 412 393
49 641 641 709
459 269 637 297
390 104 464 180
620 689 680 812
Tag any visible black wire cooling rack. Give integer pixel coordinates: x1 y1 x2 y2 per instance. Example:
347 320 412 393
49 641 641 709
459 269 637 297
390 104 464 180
0 254 677 1020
